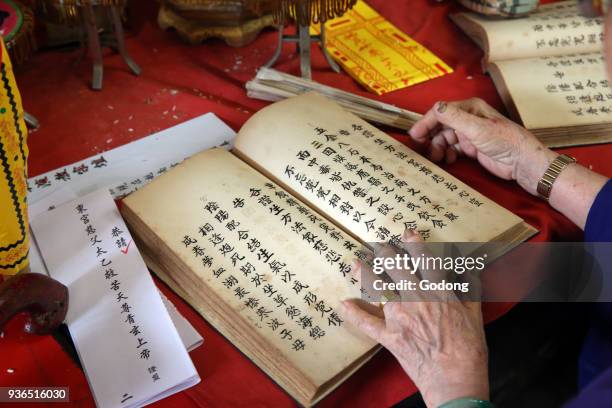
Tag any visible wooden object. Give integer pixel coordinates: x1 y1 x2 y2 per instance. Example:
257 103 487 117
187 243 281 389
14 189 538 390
41 0 124 25
42 0 141 90
158 3 274 47
160 0 272 24
0 273 68 335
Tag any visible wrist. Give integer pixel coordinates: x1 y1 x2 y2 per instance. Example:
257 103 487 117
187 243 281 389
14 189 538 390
418 366 489 408
421 381 489 408
515 143 558 196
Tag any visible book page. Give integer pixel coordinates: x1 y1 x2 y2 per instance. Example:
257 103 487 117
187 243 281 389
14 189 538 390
453 1 603 62
122 148 376 397
491 52 612 129
234 93 528 245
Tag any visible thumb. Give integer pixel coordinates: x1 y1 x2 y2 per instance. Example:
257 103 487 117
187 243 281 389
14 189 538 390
434 102 494 145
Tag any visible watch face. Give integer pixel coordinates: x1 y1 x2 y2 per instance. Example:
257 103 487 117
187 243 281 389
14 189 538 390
578 0 610 17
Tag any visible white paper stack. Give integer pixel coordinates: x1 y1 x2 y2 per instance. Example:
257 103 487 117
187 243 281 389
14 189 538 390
26 113 237 406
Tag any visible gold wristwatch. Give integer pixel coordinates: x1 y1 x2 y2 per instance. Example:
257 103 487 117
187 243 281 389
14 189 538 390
537 154 577 200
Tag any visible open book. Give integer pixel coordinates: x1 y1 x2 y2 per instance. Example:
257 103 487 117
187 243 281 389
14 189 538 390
452 1 612 148
121 93 536 406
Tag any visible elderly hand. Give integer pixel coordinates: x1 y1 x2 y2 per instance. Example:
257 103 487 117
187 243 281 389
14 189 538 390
340 230 489 407
409 98 556 196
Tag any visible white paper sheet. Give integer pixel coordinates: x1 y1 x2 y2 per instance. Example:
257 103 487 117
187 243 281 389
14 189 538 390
158 292 203 353
31 189 200 408
26 113 232 352
27 112 236 203
28 187 79 276
28 187 204 353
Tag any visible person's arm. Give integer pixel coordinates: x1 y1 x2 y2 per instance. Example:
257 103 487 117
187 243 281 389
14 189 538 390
548 164 609 231
504 145 609 230
408 99 609 230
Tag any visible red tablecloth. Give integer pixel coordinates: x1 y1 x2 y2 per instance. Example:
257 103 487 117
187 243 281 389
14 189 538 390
2 0 610 407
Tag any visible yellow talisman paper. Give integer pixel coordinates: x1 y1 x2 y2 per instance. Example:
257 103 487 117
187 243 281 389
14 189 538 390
312 0 453 95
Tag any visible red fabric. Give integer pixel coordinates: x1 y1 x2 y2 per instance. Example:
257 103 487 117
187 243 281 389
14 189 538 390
2 0 610 407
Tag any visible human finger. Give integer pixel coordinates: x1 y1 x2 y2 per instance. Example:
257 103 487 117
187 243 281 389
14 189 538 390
445 145 458 164
372 242 419 287
352 259 384 303
429 133 449 162
340 299 387 343
409 98 499 142
432 101 497 146
409 107 442 142
399 230 457 301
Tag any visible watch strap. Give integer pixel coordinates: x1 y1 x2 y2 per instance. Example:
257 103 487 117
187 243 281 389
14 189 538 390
537 154 576 200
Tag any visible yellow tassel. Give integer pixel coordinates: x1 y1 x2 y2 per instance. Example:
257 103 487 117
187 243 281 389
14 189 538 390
270 0 356 25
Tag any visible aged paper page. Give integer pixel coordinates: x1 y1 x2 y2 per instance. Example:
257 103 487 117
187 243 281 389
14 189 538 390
454 1 603 62
491 52 612 129
234 93 526 245
122 148 376 396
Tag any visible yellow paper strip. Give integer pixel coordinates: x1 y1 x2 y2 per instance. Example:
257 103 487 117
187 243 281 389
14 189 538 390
312 0 453 95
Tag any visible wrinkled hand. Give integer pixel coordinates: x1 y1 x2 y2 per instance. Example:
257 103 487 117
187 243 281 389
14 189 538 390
341 230 489 407
409 98 557 195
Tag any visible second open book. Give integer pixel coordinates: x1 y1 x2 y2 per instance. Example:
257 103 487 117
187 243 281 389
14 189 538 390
121 93 536 406
452 0 612 147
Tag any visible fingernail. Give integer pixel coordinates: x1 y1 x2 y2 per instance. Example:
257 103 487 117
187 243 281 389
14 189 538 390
437 101 447 113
